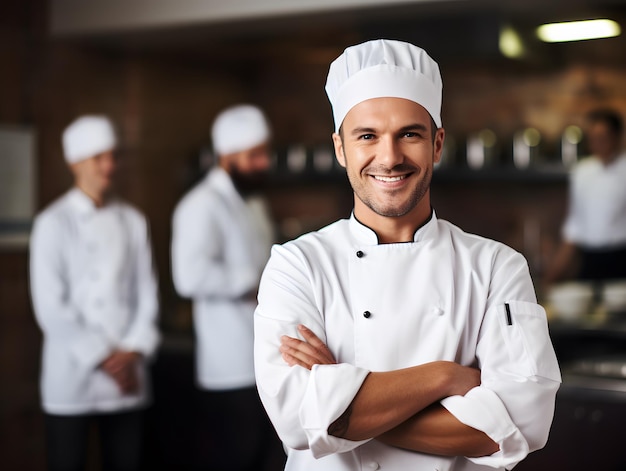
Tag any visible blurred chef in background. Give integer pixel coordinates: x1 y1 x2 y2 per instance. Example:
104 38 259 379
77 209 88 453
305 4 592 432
171 104 284 470
29 115 160 471
545 108 626 284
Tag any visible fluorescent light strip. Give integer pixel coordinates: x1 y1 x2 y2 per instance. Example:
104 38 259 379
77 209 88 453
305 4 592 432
537 19 621 43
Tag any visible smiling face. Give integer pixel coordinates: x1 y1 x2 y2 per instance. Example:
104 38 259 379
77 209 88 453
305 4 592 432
333 97 444 233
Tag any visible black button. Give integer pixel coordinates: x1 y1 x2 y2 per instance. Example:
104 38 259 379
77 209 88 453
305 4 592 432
356 250 364 258
363 310 371 318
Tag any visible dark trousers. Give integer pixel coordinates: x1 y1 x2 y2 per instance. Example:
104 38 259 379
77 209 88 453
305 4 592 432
194 387 286 471
44 409 144 471
579 245 626 281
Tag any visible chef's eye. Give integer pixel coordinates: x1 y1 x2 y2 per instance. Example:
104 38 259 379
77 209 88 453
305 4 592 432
359 134 375 140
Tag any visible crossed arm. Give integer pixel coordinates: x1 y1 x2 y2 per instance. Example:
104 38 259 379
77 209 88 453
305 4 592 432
280 324 499 457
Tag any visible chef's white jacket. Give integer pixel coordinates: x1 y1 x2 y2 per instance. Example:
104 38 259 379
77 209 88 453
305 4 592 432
171 167 273 390
563 152 626 248
254 213 561 471
29 188 160 415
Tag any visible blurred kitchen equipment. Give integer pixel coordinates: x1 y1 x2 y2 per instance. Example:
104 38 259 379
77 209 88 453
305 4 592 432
312 145 334 173
286 144 308 174
567 355 626 380
466 129 497 169
513 127 541 169
561 125 583 168
601 280 626 314
547 281 594 322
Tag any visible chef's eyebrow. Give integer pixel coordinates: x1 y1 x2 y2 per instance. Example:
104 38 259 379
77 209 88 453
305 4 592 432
349 123 429 136
398 123 429 134
350 127 377 136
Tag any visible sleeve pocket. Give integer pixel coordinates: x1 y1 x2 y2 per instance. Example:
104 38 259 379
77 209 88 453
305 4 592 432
497 300 561 382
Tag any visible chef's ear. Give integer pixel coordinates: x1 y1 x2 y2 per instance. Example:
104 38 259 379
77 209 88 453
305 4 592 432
332 132 346 168
433 127 445 164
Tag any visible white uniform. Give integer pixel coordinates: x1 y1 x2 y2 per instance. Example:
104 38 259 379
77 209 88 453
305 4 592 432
171 167 273 390
563 152 626 248
254 213 561 471
30 188 160 415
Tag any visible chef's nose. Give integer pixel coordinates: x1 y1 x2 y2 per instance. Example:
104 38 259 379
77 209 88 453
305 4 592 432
99 150 118 173
255 151 272 171
376 135 404 168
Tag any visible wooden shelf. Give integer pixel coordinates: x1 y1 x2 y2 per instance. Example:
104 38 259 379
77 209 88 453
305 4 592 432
433 165 569 183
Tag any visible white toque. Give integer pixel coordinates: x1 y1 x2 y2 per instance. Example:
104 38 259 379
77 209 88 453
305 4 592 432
211 104 271 157
62 115 117 164
325 39 443 132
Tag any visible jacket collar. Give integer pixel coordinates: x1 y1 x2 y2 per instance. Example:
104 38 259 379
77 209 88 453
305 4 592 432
205 166 242 202
67 187 99 216
349 209 438 245
67 187 120 217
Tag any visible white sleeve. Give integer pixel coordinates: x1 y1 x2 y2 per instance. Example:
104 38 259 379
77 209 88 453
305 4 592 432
118 213 160 357
254 244 370 458
171 194 258 299
441 251 561 470
29 214 113 370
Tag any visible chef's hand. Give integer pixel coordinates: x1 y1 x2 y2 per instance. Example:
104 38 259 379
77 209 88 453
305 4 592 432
101 350 141 394
280 324 337 369
281 326 481 397
445 362 481 397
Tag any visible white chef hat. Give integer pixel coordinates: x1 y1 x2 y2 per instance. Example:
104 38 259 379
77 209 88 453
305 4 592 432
325 39 443 132
62 115 117 164
211 104 271 156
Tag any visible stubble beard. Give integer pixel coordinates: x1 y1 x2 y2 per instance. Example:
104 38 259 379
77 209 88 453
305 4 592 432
346 159 433 218
230 167 268 197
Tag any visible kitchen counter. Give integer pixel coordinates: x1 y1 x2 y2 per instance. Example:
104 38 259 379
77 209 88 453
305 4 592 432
549 316 626 360
514 318 626 470
549 316 626 388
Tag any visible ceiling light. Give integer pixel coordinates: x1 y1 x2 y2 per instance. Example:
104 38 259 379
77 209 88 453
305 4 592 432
499 26 525 58
537 19 621 43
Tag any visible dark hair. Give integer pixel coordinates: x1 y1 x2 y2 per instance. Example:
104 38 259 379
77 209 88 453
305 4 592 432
587 108 623 136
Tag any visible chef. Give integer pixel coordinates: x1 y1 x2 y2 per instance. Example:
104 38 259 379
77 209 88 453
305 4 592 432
171 104 284 470
29 115 160 470
545 108 626 284
254 39 561 471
